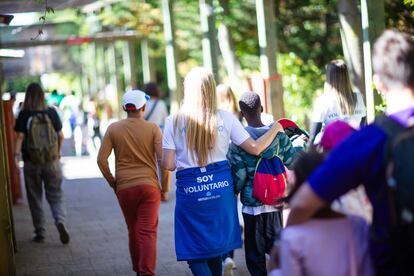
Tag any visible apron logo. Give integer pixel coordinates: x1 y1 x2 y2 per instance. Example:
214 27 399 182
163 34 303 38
183 179 230 194
197 174 213 183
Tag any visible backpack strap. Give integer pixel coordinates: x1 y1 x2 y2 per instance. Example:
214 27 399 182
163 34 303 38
375 115 414 226
375 115 413 165
145 100 159 121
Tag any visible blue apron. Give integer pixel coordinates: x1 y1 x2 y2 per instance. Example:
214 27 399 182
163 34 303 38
175 160 242 261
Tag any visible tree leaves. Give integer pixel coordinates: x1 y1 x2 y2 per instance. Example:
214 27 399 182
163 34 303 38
31 0 55 40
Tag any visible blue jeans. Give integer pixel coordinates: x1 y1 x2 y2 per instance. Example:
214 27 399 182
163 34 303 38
187 256 222 276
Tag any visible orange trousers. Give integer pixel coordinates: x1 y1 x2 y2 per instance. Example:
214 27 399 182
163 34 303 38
117 185 160 275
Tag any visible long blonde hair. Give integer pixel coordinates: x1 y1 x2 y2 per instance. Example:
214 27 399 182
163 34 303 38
325 60 356 115
216 84 239 115
175 67 217 167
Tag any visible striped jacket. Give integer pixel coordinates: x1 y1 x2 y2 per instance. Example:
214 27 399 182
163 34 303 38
227 132 301 207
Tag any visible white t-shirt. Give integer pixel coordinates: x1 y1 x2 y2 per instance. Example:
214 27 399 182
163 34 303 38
312 92 366 129
163 110 250 170
144 99 168 128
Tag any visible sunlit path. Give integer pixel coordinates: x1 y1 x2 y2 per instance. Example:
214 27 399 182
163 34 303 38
13 155 249 275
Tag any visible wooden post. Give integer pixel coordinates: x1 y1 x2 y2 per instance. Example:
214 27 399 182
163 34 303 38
256 0 284 118
199 0 220 82
88 43 98 96
337 0 365 96
361 0 385 122
0 63 16 276
123 40 138 91
80 45 90 96
162 0 183 113
141 39 154 84
361 0 374 122
108 43 122 117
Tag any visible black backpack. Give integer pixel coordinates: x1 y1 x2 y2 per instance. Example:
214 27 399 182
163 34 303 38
376 115 414 275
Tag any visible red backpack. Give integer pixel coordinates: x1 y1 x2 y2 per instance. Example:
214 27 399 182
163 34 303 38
252 145 288 206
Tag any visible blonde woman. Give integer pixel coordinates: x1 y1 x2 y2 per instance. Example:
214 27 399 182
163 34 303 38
309 60 367 144
162 67 283 276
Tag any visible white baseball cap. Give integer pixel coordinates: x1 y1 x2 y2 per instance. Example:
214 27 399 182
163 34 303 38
122 90 150 111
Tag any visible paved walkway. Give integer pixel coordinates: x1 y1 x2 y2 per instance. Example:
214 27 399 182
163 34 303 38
13 155 250 276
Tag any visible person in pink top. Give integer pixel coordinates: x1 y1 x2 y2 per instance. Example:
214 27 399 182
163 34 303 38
268 151 373 276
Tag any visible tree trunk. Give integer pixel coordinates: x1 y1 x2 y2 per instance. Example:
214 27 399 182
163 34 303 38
337 0 365 96
199 0 220 82
217 0 243 88
256 0 285 118
162 0 183 113
361 0 385 122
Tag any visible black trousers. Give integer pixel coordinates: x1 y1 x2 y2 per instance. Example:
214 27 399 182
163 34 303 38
242 211 283 276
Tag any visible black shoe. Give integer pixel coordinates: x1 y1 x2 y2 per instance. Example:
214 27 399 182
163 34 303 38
32 233 45 243
57 223 70 244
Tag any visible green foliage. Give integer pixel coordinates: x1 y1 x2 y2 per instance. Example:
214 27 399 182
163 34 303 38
276 0 342 68
174 0 203 70
403 0 414 7
16 0 414 120
385 0 414 34
278 53 324 127
5 76 41 93
215 0 259 70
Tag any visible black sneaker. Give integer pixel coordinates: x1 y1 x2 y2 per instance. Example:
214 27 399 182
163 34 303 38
57 223 70 244
32 233 45 243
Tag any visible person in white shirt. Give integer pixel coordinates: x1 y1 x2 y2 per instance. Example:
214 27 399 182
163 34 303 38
162 67 283 276
144 82 171 201
144 82 169 128
309 60 367 144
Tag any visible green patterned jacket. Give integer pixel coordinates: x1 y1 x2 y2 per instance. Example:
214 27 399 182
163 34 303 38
227 132 301 207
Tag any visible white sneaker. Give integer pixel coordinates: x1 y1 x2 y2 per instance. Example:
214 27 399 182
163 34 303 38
223 257 235 276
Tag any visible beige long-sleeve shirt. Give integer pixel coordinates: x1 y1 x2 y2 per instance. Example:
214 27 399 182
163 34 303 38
97 118 166 192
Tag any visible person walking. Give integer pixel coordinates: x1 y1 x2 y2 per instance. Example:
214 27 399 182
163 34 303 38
97 89 167 276
227 91 300 276
268 151 373 276
162 67 283 276
287 30 414 275
14 83 69 244
216 84 241 121
216 83 241 276
144 82 171 201
309 59 367 144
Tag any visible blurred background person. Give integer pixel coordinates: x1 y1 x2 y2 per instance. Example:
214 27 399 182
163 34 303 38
217 84 241 121
144 82 170 201
309 60 366 144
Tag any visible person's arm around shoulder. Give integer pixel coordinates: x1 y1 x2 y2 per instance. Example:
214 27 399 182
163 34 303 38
97 125 116 190
227 143 247 194
238 122 284 156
